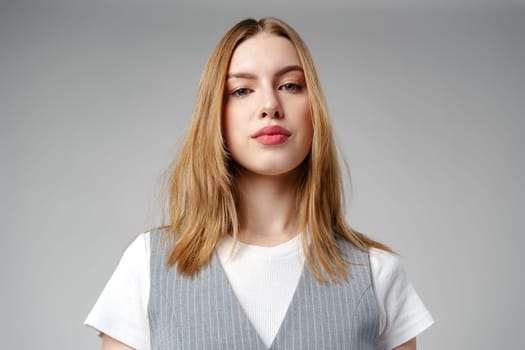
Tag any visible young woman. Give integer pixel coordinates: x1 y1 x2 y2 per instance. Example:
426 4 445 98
85 17 434 350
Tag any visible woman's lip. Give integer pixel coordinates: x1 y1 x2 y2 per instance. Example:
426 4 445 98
251 125 291 138
253 134 289 145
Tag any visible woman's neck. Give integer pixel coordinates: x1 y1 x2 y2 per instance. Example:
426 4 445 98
235 168 300 247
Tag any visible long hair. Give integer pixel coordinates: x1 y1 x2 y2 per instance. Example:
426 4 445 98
164 17 393 282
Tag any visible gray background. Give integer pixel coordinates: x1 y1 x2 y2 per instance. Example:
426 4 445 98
2 0 523 349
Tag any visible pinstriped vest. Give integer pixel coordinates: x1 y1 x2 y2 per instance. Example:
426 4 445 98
148 228 379 349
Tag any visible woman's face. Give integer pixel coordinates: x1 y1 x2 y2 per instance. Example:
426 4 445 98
223 32 313 177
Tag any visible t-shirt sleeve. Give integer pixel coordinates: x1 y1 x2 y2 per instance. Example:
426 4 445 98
370 248 434 350
84 232 151 350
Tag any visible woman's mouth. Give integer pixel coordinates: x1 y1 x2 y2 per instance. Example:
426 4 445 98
251 125 291 145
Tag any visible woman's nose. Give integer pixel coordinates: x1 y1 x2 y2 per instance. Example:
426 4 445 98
260 90 284 119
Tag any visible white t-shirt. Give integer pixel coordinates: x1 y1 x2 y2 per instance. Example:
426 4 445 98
84 232 434 350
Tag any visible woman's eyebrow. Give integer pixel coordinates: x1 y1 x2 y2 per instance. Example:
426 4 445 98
226 65 304 80
226 72 257 80
275 64 304 77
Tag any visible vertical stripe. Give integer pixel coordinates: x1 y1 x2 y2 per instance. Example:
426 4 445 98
212 257 221 350
323 281 335 350
320 280 329 349
335 279 343 347
309 274 319 349
297 268 303 350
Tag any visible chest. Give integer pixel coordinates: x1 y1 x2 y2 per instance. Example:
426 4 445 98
148 232 379 350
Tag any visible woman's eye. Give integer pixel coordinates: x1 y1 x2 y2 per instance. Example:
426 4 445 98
280 83 302 92
231 88 250 97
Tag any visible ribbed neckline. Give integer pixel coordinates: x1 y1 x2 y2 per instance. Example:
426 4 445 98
217 233 304 261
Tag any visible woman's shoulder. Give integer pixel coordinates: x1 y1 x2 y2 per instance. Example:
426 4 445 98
367 247 415 304
145 226 175 254
368 247 401 273
135 230 151 243
337 236 401 273
113 231 152 271
144 226 169 238
128 226 173 257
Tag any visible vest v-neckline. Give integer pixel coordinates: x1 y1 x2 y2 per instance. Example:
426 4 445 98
212 250 308 350
149 229 379 349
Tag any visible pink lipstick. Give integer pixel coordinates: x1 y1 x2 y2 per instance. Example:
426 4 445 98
251 125 291 145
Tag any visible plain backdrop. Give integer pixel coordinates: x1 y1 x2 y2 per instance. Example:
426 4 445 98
1 0 523 349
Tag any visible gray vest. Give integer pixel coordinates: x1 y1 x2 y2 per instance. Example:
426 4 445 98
148 228 379 349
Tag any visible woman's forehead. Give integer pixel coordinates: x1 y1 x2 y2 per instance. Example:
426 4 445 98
227 33 302 75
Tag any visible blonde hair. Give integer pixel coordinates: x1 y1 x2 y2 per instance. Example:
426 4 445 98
164 17 392 282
